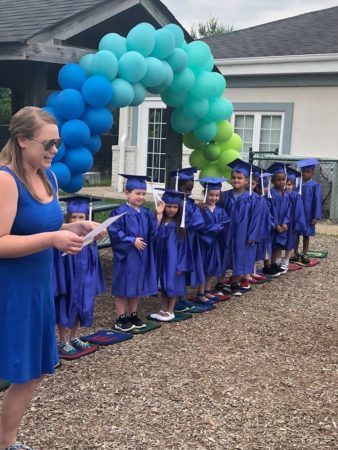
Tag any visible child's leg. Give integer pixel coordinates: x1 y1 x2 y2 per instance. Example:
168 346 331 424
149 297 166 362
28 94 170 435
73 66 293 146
58 325 69 343
303 236 310 255
271 249 281 264
167 297 176 314
294 235 300 255
127 297 140 315
115 296 127 317
69 317 80 340
204 276 214 298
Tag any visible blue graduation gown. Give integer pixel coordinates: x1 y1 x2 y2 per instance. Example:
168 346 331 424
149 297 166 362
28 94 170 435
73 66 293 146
218 189 238 272
156 221 193 297
256 196 275 261
108 203 158 297
285 190 306 250
268 188 291 250
54 243 106 328
198 206 230 277
300 180 322 236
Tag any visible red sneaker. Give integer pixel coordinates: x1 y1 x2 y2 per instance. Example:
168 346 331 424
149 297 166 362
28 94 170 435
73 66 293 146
241 279 251 290
223 277 232 287
252 273 267 281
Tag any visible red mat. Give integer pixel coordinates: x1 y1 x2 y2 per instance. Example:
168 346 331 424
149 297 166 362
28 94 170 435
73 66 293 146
59 345 97 360
288 263 303 271
294 258 320 268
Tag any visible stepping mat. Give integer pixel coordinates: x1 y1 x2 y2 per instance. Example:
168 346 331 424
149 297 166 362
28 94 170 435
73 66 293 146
295 258 320 268
288 263 303 271
81 330 133 346
175 304 215 314
128 321 161 334
305 250 328 259
0 379 10 392
59 345 97 360
147 312 193 323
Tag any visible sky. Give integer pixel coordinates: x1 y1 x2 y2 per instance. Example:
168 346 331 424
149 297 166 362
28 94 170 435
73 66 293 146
163 0 338 32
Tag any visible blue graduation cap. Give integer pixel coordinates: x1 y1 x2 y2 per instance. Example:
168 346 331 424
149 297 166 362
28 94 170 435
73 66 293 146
61 195 101 220
119 174 151 191
198 177 228 202
169 167 197 190
267 162 290 175
227 158 251 177
297 158 320 170
158 189 185 205
286 167 301 181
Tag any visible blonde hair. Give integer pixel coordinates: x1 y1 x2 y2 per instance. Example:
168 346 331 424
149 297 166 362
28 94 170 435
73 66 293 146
0 106 57 200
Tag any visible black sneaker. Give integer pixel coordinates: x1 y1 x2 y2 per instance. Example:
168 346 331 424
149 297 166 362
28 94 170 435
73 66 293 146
262 265 281 278
114 314 135 332
275 264 287 275
230 282 242 296
214 282 232 295
129 312 146 329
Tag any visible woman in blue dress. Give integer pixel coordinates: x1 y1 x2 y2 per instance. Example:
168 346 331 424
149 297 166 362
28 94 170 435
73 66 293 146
0 107 98 450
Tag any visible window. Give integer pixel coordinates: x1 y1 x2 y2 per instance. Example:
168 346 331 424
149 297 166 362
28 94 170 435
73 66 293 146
233 114 254 154
147 108 167 184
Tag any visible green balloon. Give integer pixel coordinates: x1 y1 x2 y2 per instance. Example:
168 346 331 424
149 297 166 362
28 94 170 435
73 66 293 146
189 148 208 169
199 165 223 179
221 167 233 178
215 121 233 143
203 143 221 161
183 131 205 150
219 133 243 152
218 149 241 170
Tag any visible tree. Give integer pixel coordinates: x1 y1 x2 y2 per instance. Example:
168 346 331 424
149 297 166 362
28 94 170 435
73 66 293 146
190 16 234 39
0 88 12 125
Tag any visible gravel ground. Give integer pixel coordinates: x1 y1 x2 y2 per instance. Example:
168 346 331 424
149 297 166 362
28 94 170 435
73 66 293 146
2 235 337 450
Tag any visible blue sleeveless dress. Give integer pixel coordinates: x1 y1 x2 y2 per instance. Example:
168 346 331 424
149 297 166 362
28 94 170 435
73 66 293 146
0 167 64 384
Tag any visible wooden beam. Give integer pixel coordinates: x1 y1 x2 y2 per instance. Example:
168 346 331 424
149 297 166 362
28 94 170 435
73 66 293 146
0 44 26 60
26 43 90 64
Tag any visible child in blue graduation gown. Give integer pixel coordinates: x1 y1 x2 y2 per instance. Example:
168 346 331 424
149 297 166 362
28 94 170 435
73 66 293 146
197 177 230 300
294 158 322 264
150 190 193 321
108 174 164 332
54 197 106 355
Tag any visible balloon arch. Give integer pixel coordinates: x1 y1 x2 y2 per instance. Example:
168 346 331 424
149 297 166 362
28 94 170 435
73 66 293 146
45 23 242 193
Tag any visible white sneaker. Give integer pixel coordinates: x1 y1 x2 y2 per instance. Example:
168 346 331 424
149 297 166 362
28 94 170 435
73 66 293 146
150 311 174 322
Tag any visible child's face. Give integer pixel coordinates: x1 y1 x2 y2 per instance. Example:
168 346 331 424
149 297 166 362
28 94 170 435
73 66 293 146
165 203 179 218
231 171 248 191
272 173 286 190
206 189 220 205
286 179 294 192
302 168 314 182
126 189 146 207
70 212 87 222
179 180 194 196
251 178 258 190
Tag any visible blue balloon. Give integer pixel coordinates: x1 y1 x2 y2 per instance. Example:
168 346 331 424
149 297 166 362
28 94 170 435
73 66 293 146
170 68 195 93
52 141 66 163
79 54 94 76
63 147 93 176
99 33 127 59
82 107 114 134
130 82 146 106
91 50 118 80
110 78 134 107
86 135 102 155
166 48 188 73
58 63 87 91
61 119 90 147
194 120 217 142
51 162 71 189
146 61 173 94
141 57 166 88
151 28 175 59
161 87 187 107
118 51 147 83
127 23 156 56
163 24 185 47
82 75 113 107
63 174 84 193
55 89 85 120
170 107 197 133
42 106 64 128
46 91 60 108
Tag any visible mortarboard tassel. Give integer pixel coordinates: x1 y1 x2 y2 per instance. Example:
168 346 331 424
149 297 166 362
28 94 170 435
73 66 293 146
299 172 303 195
284 164 287 189
180 194 186 228
267 178 272 199
203 183 208 202
89 198 93 221
260 169 264 197
249 166 253 196
175 170 179 192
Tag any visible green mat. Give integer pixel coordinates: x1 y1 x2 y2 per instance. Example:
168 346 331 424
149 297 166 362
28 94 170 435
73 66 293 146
147 312 193 323
0 379 10 392
129 321 162 334
305 250 328 259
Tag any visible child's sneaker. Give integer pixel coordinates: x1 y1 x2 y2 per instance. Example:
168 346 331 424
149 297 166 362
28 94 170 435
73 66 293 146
230 282 242 296
279 263 289 273
240 279 251 290
301 254 310 265
59 341 78 355
289 252 301 262
70 337 92 350
214 282 232 294
115 314 135 332
129 312 146 328
252 273 267 281
223 277 232 287
262 265 280 277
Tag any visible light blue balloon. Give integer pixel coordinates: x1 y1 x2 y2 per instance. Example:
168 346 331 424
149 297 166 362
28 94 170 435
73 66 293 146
170 107 197 133
130 82 146 106
163 24 185 47
194 120 217 141
63 147 93 176
185 41 211 70
170 68 195 93
52 142 66 163
99 33 127 59
46 91 60 108
86 135 102 155
61 119 90 147
211 72 227 97
191 71 218 99
141 57 166 87
51 162 71 189
91 50 118 81
127 23 155 56
110 78 134 107
82 75 113 107
118 51 147 83
58 63 87 91
166 48 188 73
202 55 215 72
63 174 84 193
151 28 175 59
42 106 63 128
55 89 85 120
205 98 233 122
82 107 114 135
79 54 94 76
161 87 187 107
183 94 209 120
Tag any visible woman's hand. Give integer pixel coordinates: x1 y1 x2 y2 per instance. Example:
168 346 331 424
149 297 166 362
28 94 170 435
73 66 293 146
63 221 107 241
134 237 147 251
52 230 84 254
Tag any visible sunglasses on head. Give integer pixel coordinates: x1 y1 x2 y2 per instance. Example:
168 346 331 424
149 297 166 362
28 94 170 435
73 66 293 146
28 137 63 151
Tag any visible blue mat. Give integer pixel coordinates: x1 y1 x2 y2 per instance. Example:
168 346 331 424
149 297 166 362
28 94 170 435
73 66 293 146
82 330 133 345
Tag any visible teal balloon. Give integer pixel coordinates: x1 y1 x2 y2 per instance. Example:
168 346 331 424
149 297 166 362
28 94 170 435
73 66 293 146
118 51 147 83
152 29 175 59
211 72 227 97
161 87 187 107
190 71 217 99
91 50 118 80
127 22 155 56
194 120 217 142
147 61 174 94
99 33 127 59
79 54 94 76
205 98 232 122
110 78 134 107
183 94 209 119
141 57 166 87
185 41 211 70
170 107 197 133
202 55 215 72
170 68 195 93
130 82 146 106
163 24 185 47
166 48 188 73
